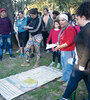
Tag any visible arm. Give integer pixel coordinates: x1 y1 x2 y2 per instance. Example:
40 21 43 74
54 43 68 51
15 19 21 27
47 29 52 44
54 27 75 51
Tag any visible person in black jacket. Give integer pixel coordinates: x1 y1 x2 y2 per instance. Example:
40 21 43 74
21 8 43 67
58 1 90 100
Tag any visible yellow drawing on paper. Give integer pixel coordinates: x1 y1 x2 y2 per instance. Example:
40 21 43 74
24 78 37 85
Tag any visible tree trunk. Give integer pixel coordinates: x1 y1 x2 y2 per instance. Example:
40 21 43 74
0 0 14 24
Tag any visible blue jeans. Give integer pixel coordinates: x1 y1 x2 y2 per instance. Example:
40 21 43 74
61 50 76 82
63 65 90 100
0 34 13 59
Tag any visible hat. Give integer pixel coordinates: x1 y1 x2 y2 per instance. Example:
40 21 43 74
59 13 68 21
0 8 6 12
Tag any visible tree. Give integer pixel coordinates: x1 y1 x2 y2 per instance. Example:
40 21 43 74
0 0 14 24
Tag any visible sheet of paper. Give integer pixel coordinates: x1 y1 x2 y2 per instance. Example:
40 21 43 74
24 26 33 29
46 44 57 50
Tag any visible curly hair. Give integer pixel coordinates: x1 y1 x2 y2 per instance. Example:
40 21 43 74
76 1 90 20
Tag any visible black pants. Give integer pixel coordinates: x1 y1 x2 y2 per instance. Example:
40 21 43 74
42 31 49 49
18 31 29 47
63 65 90 99
52 51 60 63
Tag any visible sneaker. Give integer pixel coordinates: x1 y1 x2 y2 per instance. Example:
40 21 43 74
0 58 2 61
46 50 50 53
5 51 9 54
34 62 39 68
57 63 60 68
16 49 20 53
49 61 55 67
21 62 30 66
57 78 64 82
10 56 16 60
83 98 89 100
57 97 70 100
19 53 23 58
63 82 68 87
3 49 6 53
30 53 34 58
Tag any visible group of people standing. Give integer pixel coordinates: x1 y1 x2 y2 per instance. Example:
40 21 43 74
0 1 90 100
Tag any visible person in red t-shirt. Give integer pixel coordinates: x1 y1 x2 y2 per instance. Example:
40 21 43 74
54 14 76 84
47 19 61 68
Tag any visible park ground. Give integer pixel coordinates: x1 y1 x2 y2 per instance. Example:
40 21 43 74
0 47 88 100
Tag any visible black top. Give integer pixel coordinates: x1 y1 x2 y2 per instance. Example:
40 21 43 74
75 22 90 72
28 15 43 36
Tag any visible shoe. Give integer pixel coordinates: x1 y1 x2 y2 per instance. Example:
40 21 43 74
63 82 68 87
19 53 23 58
83 98 89 100
3 49 6 53
34 62 39 68
46 50 50 53
49 61 55 67
30 53 34 58
5 51 9 54
10 56 16 60
21 62 30 66
57 97 70 100
0 58 2 61
16 49 20 53
57 63 60 68
57 78 64 82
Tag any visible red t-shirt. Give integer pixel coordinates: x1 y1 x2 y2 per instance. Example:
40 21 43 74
47 29 61 44
60 26 76 51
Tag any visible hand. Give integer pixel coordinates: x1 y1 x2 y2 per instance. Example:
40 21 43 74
54 47 58 51
56 42 59 46
79 65 85 71
24 26 28 30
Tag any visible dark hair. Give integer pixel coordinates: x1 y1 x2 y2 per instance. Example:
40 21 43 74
29 8 38 14
44 8 48 12
53 11 60 16
53 19 60 29
65 12 72 21
18 11 24 14
38 12 42 16
76 1 90 20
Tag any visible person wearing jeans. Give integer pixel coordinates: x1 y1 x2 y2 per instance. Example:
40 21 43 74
0 34 13 59
0 8 15 60
57 2 90 100
54 14 76 84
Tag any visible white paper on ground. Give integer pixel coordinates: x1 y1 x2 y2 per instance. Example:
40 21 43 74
46 44 57 50
0 66 62 100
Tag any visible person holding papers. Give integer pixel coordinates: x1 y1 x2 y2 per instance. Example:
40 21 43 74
54 14 76 85
47 19 61 68
21 8 43 67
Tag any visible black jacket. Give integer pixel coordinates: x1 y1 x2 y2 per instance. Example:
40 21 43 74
28 15 43 36
75 22 90 73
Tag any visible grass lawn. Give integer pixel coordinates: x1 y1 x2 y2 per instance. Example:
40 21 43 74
0 48 88 100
